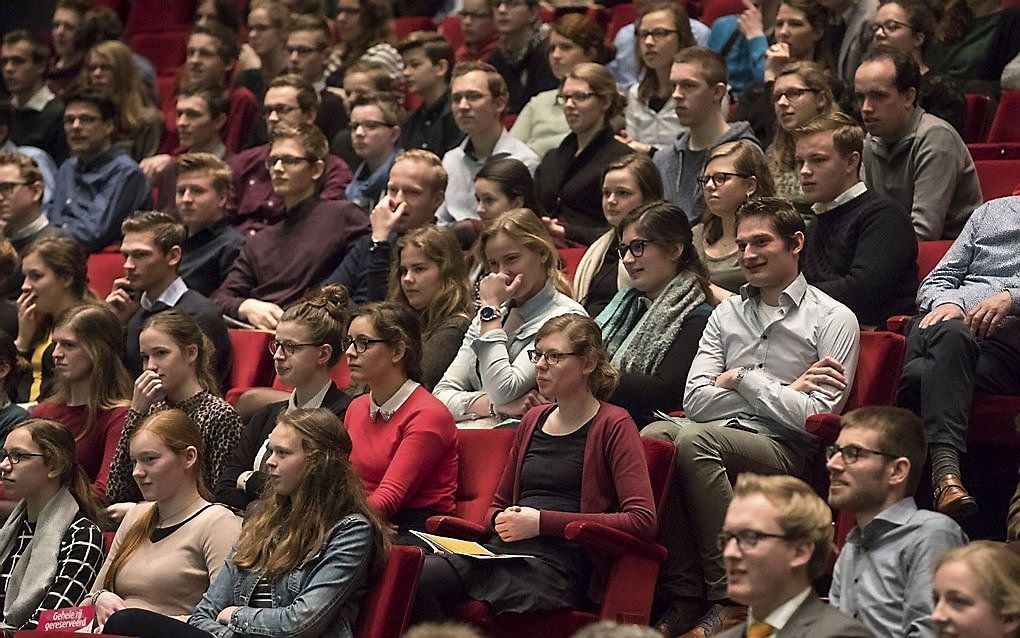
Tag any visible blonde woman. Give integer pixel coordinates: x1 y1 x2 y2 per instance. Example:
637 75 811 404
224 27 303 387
932 541 1020 638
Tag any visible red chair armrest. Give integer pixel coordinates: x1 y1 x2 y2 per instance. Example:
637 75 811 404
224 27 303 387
805 413 842 444
425 515 488 540
564 521 667 562
885 315 911 333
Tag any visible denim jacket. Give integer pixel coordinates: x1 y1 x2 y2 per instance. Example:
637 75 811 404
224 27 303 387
188 514 375 638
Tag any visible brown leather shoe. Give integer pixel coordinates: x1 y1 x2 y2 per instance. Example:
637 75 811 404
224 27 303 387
935 474 978 519
678 604 747 638
654 600 709 637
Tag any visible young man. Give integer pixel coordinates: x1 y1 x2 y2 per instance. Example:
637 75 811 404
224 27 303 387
718 474 871 638
437 61 539 236
487 0 558 115
51 89 150 254
281 14 346 143
212 123 369 330
794 111 917 327
857 46 980 240
1 31 68 163
817 0 878 87
644 198 860 637
227 74 352 234
398 31 463 154
827 406 966 637
174 153 245 297
326 149 446 305
105 211 232 388
654 47 757 224
457 0 500 63
346 93 403 211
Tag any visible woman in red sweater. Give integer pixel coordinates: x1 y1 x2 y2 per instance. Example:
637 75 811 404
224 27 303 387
343 301 458 545
412 313 657 621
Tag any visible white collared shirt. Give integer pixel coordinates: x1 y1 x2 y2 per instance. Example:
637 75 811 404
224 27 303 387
369 378 420 421
748 587 813 635
811 182 868 215
286 379 333 412
140 276 188 310
19 85 55 111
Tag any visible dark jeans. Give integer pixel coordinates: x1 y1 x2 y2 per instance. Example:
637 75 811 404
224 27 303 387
105 608 213 638
411 554 469 624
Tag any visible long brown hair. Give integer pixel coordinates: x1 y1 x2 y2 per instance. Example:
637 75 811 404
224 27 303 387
766 60 839 174
618 200 712 299
388 227 472 337
475 208 572 297
702 140 776 245
141 311 219 396
83 40 160 137
232 409 390 579
352 302 424 383
635 2 694 103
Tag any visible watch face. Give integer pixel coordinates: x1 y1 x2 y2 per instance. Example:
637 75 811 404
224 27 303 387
479 306 499 321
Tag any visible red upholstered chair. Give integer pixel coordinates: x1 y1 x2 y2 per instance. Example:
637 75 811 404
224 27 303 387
428 429 516 531
86 247 124 299
700 0 745 25
987 90 1020 143
127 31 189 77
125 0 196 34
966 142 1020 160
353 545 425 638
225 330 276 400
962 93 994 144
394 16 436 39
606 3 637 42
974 159 1020 201
558 247 587 282
916 240 953 281
439 16 465 54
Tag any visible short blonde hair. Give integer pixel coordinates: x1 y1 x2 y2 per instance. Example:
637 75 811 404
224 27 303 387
270 122 328 161
937 542 1020 625
475 208 571 297
394 149 447 193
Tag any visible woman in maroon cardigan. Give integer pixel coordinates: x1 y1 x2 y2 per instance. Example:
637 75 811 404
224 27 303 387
412 313 656 622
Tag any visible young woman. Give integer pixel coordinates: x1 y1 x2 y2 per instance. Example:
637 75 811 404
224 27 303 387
29 304 132 499
194 0 242 32
343 302 457 543
536 62 632 247
0 334 27 444
326 0 402 89
215 286 353 512
89 410 240 625
236 0 290 103
434 208 586 426
389 227 472 391
573 155 664 317
15 236 91 403
413 313 656 622
0 419 105 629
487 0 558 115
103 408 390 638
106 311 242 517
82 40 162 162
511 14 610 158
932 541 1020 638
697 140 777 296
928 0 1020 83
596 201 714 426
48 0 91 98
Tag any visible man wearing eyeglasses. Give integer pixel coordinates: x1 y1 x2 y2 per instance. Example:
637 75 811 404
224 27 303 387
278 15 346 145
456 0 501 63
827 406 965 638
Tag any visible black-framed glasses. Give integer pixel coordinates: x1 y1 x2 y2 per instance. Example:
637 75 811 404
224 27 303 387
451 91 490 105
0 449 45 465
0 181 29 197
350 119 393 131
825 444 900 465
617 238 652 259
265 154 316 170
870 19 912 35
637 28 678 40
264 103 300 116
286 45 326 57
342 336 389 353
555 91 597 106
771 87 819 103
63 113 102 126
697 172 750 188
269 340 322 357
717 529 791 552
527 349 580 365
86 63 114 74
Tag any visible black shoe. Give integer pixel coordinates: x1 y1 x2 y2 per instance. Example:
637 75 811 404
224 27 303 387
654 599 709 638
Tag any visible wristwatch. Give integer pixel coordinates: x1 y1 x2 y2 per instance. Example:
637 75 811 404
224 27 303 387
735 366 751 385
479 305 500 322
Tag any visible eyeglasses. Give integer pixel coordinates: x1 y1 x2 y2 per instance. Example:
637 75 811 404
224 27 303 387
617 238 652 259
63 113 102 126
342 336 389 353
86 63 113 74
0 449 45 465
0 181 29 197
350 119 393 131
717 529 791 552
637 28 678 40
870 19 912 35
286 45 325 57
451 91 490 105
825 444 900 465
697 172 751 188
461 9 493 18
265 154 316 169
264 103 300 116
555 91 597 105
771 87 819 103
268 340 321 357
527 349 579 365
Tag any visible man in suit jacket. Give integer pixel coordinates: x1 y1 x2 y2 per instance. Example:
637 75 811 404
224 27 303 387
717 473 872 638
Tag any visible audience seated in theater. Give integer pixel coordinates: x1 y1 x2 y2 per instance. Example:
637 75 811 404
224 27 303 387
0 104 58 216
827 406 966 637
695 140 776 301
47 0 91 99
73 8 157 106
173 154 246 297
765 61 841 206
537 64 632 247
857 46 980 241
345 93 404 211
144 83 231 218
89 410 241 626
413 313 656 622
29 304 132 499
103 408 390 638
933 541 1020 638
229 74 353 235
235 0 289 105
643 198 859 637
14 237 91 403
213 123 369 330
2 31 69 164
105 211 232 388
434 208 585 427
0 335 28 442
926 0 1020 84
0 419 104 629
456 0 500 63
817 0 877 87
437 62 539 242
330 60 402 171
215 285 353 512
325 0 403 90
327 149 445 305
621 2 697 154
81 40 162 163
714 474 871 638
575 155 663 317
105 311 242 517
896 195 1020 520
795 112 917 326
596 201 712 427
398 32 464 156
608 0 710 92
0 151 65 300
389 227 473 390
654 47 757 225
487 0 557 116
344 302 458 544
50 89 150 254
705 0 769 95
511 14 609 158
